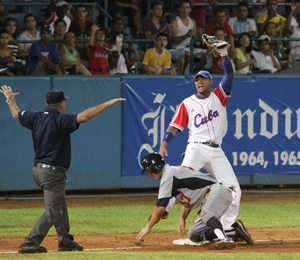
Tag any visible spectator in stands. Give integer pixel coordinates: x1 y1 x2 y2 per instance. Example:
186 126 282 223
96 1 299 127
142 1 168 56
88 23 114 75
289 0 300 27
0 29 14 76
248 0 286 18
0 0 4 13
251 34 281 73
44 0 71 34
206 27 235 74
106 17 141 68
216 0 240 18
285 1 300 61
52 19 66 48
0 9 7 28
17 14 40 60
69 4 95 62
58 31 91 75
234 33 257 74
228 2 258 39
115 0 143 38
205 7 233 39
4 17 19 61
3 17 19 41
264 20 292 69
169 0 203 74
265 21 278 38
257 0 286 38
109 34 134 75
28 25 65 75
248 0 267 19
189 0 206 39
142 32 176 75
143 2 169 42
69 4 94 40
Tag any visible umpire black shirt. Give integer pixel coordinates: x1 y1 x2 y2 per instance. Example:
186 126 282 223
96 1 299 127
18 108 80 169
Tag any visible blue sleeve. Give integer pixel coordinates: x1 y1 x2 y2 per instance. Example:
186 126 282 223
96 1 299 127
29 42 40 58
18 111 37 130
58 114 80 134
49 43 62 63
220 55 234 95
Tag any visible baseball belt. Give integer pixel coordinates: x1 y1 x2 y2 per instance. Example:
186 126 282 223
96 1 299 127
193 142 220 148
34 163 67 172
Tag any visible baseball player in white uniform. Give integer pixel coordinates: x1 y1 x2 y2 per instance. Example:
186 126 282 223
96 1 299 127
136 153 253 249
159 48 240 234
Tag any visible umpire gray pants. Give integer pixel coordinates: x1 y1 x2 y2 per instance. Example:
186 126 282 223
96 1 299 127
188 183 233 242
25 164 74 247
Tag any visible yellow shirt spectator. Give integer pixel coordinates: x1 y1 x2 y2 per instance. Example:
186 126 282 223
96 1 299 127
143 48 172 74
257 13 286 37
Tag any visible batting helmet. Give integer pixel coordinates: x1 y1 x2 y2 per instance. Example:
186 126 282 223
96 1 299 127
141 153 166 175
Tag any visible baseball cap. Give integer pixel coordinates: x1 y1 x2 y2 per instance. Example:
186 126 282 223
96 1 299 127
46 89 69 104
194 70 212 81
258 35 271 43
97 27 109 36
56 0 68 7
40 25 51 33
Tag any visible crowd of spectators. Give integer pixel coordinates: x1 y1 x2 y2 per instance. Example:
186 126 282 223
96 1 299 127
0 0 300 76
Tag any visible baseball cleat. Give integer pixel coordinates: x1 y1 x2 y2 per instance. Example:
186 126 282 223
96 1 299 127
58 241 83 251
231 220 254 245
227 235 243 242
209 238 235 250
19 242 47 254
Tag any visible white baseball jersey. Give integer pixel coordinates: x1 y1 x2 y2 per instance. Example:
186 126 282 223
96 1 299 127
170 84 230 145
157 164 216 209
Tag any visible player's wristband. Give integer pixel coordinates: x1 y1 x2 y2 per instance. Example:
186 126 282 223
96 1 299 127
163 132 175 144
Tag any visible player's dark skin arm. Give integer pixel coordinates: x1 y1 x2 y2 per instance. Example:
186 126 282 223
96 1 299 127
159 126 179 157
44 0 57 20
136 205 166 241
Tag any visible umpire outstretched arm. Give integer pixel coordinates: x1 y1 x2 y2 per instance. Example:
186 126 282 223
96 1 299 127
0 85 126 123
77 98 126 123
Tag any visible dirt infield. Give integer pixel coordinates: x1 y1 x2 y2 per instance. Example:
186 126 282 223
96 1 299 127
1 192 300 254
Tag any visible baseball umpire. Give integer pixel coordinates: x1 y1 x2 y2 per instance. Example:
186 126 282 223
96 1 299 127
136 153 253 249
0 85 125 254
158 35 241 232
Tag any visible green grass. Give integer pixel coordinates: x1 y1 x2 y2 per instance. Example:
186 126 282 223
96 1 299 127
0 202 300 238
0 201 300 258
0 252 300 260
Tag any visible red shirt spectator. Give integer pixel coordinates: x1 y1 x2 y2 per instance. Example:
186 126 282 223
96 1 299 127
88 24 113 75
205 7 233 38
88 42 112 75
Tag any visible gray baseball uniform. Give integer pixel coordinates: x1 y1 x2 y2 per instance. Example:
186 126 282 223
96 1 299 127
157 164 233 243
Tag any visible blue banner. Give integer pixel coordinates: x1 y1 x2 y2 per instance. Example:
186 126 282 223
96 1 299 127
122 76 300 177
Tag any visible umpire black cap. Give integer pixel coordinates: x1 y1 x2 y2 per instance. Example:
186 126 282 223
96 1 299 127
46 89 69 104
141 153 166 175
